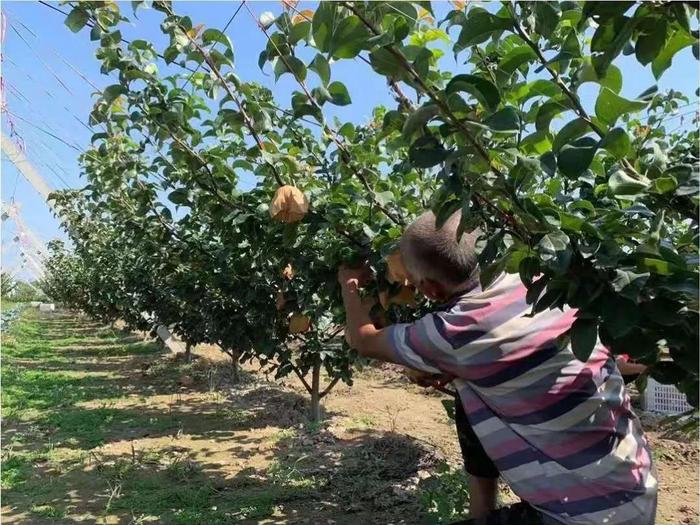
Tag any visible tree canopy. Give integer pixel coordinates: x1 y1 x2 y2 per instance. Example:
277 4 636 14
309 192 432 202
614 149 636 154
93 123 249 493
44 0 699 415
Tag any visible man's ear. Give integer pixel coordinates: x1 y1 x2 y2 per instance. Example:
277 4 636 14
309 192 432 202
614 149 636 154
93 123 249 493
420 278 450 302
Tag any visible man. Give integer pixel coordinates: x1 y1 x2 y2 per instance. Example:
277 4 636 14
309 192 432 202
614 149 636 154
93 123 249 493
338 211 657 525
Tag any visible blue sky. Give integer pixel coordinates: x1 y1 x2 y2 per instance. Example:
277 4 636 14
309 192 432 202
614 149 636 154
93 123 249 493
1 1 698 281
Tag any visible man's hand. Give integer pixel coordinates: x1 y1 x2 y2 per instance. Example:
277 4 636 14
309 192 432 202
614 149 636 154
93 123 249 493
337 263 371 290
405 369 454 389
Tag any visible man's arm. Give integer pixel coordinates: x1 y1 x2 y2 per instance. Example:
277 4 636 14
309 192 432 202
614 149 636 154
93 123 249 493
338 268 398 363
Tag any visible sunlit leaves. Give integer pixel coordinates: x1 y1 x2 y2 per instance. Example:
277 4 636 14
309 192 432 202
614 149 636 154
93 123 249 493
273 55 307 81
102 84 127 104
312 3 368 59
537 230 572 274
58 0 700 408
599 127 631 159
577 61 623 93
608 170 650 198
595 88 648 127
65 8 89 33
327 81 351 106
309 54 330 85
201 28 234 56
652 30 696 79
454 10 513 52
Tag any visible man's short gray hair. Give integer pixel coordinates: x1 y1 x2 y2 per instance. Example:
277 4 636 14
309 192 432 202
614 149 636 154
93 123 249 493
399 210 479 292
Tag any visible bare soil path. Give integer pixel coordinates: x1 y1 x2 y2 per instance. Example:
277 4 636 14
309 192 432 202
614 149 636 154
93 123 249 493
2 310 697 524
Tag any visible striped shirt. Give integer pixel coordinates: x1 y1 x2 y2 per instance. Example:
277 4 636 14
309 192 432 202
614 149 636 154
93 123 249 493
386 273 656 525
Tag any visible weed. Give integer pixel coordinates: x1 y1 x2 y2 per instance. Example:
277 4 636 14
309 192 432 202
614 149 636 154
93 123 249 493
1 454 31 490
347 413 376 429
418 462 471 523
165 455 202 482
267 457 318 489
381 404 406 433
268 427 297 444
30 504 66 519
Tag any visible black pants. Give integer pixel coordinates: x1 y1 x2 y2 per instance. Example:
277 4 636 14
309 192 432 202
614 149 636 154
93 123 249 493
453 394 545 525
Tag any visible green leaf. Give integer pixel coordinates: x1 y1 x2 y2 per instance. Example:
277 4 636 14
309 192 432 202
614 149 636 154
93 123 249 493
535 97 572 132
273 56 307 82
508 79 559 106
309 54 331 86
369 47 405 78
402 104 441 141
518 257 540 286
594 88 648 127
330 16 369 59
601 296 640 338
455 11 513 51
509 155 540 190
408 136 449 168
537 230 572 274
652 176 677 194
327 81 351 106
651 29 696 79
497 46 537 78
445 74 500 111
612 270 649 301
577 61 623 93
90 25 103 41
201 28 234 54
168 189 189 205
591 16 638 77
534 2 559 38
65 8 89 33
571 318 598 362
552 118 590 152
637 257 675 275
479 254 509 291
608 170 650 198
599 127 631 160
312 2 336 53
103 84 127 104
312 86 332 106
557 137 598 179
290 20 311 45
635 18 668 65
482 106 520 132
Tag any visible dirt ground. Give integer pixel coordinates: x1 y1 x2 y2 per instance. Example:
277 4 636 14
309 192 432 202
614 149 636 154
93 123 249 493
2 310 698 524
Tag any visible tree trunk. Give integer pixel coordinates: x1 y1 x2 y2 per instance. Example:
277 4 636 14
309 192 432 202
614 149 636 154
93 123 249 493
309 361 321 423
184 343 192 362
224 349 240 382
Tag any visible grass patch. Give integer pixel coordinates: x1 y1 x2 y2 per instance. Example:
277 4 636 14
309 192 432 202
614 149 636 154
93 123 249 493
346 413 377 429
30 504 66 520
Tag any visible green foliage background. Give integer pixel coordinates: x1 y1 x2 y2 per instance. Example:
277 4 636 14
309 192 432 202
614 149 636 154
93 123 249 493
44 1 699 408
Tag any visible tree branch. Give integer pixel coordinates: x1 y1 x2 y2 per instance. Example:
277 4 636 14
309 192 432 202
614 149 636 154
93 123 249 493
507 5 643 177
344 2 525 236
319 376 341 398
291 363 312 393
167 8 285 187
243 2 405 226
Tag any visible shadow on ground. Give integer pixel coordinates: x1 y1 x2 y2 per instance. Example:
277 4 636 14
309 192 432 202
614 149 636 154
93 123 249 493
2 310 454 525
